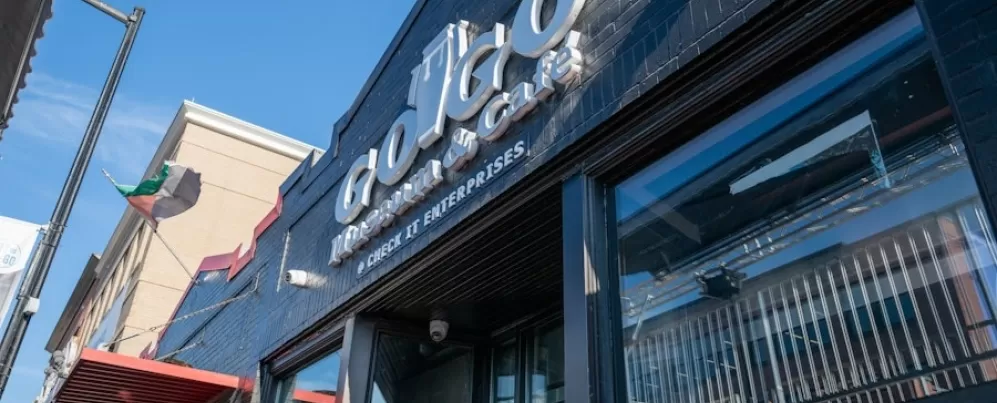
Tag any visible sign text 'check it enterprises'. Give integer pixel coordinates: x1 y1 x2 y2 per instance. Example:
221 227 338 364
329 0 587 276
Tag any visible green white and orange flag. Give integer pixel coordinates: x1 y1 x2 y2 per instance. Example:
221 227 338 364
102 162 202 228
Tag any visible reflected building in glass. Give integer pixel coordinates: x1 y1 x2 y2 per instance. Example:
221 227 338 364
616 24 997 403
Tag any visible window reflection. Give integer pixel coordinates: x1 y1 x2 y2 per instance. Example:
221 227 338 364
494 341 517 403
615 23 997 403
530 326 564 403
278 350 340 403
369 333 473 403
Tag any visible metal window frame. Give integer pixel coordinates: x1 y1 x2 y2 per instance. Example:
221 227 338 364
262 319 347 403
560 5 963 403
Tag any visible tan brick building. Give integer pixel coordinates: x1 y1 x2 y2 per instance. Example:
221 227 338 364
43 100 321 371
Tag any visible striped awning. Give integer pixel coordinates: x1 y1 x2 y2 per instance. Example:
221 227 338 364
52 349 335 403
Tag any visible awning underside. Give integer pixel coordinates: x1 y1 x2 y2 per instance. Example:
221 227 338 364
54 349 239 403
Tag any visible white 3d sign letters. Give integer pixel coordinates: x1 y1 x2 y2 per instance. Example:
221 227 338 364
377 110 420 186
335 150 378 225
511 0 586 58
331 0 586 269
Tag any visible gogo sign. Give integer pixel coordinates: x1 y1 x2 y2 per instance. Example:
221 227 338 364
329 0 586 272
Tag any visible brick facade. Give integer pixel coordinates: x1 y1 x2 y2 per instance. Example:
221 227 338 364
917 0 997 230
158 0 778 382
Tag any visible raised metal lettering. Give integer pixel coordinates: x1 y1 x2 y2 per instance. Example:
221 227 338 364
510 0 586 58
335 150 378 225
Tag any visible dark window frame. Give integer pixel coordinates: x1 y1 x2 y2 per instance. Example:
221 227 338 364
263 319 346 403
561 5 938 403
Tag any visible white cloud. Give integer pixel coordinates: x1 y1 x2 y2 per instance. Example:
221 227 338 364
13 72 174 180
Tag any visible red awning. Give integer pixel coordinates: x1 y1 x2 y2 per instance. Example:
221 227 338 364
53 348 335 403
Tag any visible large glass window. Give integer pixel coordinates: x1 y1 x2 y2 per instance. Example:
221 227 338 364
614 10 997 403
528 325 565 403
488 323 564 403
277 350 341 403
494 340 518 403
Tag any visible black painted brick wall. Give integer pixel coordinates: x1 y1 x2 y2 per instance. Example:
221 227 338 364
158 0 774 381
918 0 997 227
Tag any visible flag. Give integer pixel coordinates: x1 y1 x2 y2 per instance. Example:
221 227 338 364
105 162 202 228
0 216 41 324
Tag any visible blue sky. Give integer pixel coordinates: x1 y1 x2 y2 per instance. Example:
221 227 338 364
0 0 413 401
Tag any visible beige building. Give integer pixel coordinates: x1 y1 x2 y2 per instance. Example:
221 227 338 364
42 100 321 373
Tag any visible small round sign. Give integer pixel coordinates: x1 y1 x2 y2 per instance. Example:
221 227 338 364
0 241 22 273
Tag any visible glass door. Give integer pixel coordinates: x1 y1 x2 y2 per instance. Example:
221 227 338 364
368 332 475 403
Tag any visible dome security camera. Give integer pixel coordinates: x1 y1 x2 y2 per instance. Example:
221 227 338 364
429 307 449 342
429 319 449 343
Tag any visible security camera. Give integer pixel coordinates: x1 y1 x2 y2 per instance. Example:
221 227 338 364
429 319 449 342
284 270 314 288
429 308 449 342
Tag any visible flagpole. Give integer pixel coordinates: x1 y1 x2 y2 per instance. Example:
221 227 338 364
148 222 196 281
100 169 197 281
0 4 144 397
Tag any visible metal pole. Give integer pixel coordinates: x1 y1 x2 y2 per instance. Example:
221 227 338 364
80 0 130 23
0 6 144 397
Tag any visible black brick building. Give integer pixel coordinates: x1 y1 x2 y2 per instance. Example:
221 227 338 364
129 0 997 402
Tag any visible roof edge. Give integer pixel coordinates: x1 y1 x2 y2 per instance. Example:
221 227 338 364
45 254 101 353
179 100 324 162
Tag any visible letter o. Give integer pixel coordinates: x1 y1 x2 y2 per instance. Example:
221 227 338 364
510 0 586 58
377 110 420 186
335 150 378 225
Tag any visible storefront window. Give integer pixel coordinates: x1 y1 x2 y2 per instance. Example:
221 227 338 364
494 340 517 403
529 325 564 403
277 350 341 403
614 10 997 403
369 333 473 403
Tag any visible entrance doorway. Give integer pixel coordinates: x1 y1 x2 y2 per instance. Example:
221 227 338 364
369 333 474 403
356 186 567 403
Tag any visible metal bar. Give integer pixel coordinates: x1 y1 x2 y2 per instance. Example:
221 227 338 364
851 252 890 381
802 274 834 394
767 289 795 403
725 304 747 402
642 337 654 403
838 258 878 385
889 234 944 387
633 339 644 402
791 277 820 397
819 263 852 393
901 233 956 363
651 338 660 403
864 247 909 382
920 227 973 359
684 322 703 403
780 282 810 401
737 300 760 403
708 311 730 401
697 317 715 403
81 0 130 23
675 326 693 403
652 339 661 403
150 227 196 280
657 332 671 403
878 240 921 374
0 7 144 397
